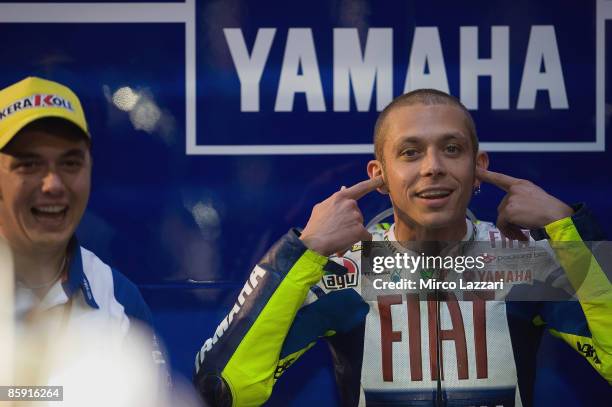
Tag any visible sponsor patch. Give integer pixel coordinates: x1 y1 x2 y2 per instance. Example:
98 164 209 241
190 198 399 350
0 94 74 122
274 357 297 379
577 341 601 364
322 257 359 289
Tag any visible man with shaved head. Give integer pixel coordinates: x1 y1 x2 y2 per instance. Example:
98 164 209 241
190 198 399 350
195 89 611 406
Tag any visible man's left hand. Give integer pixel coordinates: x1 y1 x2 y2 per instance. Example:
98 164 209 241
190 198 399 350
476 167 574 241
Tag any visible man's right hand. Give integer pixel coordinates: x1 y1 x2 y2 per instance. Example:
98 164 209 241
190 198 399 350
299 176 384 256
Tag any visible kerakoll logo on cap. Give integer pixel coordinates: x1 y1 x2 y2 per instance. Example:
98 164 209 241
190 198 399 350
0 94 74 122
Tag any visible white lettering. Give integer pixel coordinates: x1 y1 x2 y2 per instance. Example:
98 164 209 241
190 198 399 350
420 279 457 290
333 28 393 112
405 27 450 93
373 256 385 273
372 278 416 290
517 25 568 109
225 25 570 114
460 26 510 109
227 303 240 325
198 266 268 366
249 265 267 288
224 28 276 112
212 315 230 345
275 28 326 111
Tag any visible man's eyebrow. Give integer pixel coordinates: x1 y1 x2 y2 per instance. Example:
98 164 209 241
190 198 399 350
9 149 87 160
395 133 467 145
10 152 41 160
440 132 468 142
395 136 423 145
61 149 86 159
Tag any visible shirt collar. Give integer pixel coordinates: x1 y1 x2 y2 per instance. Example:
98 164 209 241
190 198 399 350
61 236 99 309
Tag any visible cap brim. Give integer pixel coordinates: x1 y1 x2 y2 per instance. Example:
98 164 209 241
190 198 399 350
0 113 90 151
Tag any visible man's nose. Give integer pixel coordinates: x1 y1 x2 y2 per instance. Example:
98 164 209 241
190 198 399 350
41 171 66 196
420 148 446 177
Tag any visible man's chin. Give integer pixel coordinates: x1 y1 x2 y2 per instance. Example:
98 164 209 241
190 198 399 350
417 213 463 231
30 232 74 250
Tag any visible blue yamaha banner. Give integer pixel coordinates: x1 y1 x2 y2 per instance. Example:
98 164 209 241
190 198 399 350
0 0 610 405
197 0 602 153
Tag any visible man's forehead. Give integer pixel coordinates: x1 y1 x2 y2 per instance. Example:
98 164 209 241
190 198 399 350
385 104 471 144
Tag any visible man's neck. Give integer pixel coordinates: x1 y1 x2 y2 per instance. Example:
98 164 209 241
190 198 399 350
10 242 69 297
393 215 468 242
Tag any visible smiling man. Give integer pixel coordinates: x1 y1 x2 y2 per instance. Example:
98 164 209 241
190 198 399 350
0 77 159 352
368 97 487 242
195 89 611 406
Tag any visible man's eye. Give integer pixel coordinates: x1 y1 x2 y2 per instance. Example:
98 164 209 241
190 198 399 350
15 160 40 170
445 144 461 154
62 159 84 169
402 149 419 158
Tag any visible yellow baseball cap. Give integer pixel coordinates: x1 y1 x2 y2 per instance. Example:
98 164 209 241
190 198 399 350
0 77 90 150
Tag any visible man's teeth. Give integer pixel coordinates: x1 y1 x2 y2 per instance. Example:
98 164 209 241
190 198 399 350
35 206 66 214
417 190 451 198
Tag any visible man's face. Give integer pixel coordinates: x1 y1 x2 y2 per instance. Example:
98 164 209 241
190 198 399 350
0 125 91 252
373 104 485 231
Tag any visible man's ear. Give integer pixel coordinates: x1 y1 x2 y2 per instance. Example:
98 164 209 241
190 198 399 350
367 160 389 194
474 150 489 188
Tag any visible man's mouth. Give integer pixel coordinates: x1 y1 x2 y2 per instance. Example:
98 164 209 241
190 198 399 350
414 187 454 209
415 188 453 199
31 205 68 222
